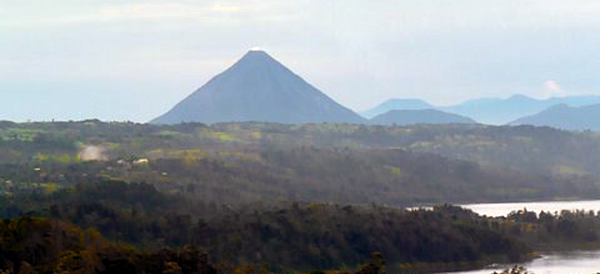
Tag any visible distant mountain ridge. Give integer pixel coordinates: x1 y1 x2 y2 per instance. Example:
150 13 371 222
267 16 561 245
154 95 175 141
440 94 600 125
361 99 433 119
151 49 600 128
152 50 365 124
364 94 600 125
510 103 600 131
369 109 476 126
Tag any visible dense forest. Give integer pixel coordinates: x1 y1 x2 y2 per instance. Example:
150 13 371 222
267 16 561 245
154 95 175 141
0 215 386 274
3 120 600 177
2 121 600 273
2 180 600 273
2 121 600 204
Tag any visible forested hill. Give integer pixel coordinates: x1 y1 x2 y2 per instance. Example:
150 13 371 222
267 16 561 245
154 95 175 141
0 180 536 273
3 120 600 176
4 180 600 273
4 146 595 207
2 120 600 204
0 216 218 274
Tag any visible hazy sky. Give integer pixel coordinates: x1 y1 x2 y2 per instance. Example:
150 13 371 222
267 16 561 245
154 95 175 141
2 0 600 122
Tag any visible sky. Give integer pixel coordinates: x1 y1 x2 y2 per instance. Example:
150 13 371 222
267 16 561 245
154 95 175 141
2 0 600 122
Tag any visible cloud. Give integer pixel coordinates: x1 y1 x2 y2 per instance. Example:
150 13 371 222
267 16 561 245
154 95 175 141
100 6 141 14
212 4 243 13
0 2 257 28
544 80 561 94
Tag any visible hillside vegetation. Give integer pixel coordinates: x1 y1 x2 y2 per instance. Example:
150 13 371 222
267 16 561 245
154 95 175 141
2 121 600 204
4 180 600 273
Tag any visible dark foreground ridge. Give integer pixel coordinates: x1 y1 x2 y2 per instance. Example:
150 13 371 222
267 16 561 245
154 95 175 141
6 180 600 273
0 216 387 274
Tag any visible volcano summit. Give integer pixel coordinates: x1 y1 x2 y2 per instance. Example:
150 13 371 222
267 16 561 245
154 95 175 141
152 50 364 124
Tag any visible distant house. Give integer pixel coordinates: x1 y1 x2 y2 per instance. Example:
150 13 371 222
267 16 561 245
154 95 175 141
133 158 149 166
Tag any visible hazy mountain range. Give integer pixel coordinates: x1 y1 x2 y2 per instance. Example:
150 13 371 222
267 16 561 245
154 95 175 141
369 109 475 126
510 104 600 131
363 94 600 127
360 99 433 119
152 50 600 131
440 94 600 125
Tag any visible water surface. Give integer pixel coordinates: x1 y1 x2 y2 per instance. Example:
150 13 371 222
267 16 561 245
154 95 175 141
444 200 600 274
461 200 600 217
447 250 600 274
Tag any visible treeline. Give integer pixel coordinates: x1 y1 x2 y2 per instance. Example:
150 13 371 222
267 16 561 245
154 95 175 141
0 216 387 274
4 180 600 273
503 208 600 250
3 121 600 194
0 180 529 273
7 180 600 273
0 217 217 274
2 146 598 206
4 120 600 178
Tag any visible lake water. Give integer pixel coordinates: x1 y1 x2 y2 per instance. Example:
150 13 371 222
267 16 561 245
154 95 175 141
443 200 600 274
461 200 600 217
447 250 600 274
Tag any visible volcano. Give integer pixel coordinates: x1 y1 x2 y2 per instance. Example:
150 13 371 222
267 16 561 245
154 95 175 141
151 50 365 124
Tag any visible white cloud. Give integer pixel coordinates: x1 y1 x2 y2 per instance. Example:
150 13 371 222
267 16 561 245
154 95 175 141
211 4 243 13
0 2 265 28
544 80 562 96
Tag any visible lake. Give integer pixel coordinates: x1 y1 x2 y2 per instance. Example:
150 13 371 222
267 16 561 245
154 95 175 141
443 200 600 274
461 200 600 217
447 250 600 274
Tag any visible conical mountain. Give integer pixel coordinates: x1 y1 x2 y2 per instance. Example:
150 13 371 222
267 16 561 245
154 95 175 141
151 50 365 124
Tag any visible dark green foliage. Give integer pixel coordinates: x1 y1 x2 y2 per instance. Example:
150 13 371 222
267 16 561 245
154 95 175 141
2 146 597 209
0 182 532 273
0 217 217 274
4 181 600 273
191 203 528 272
